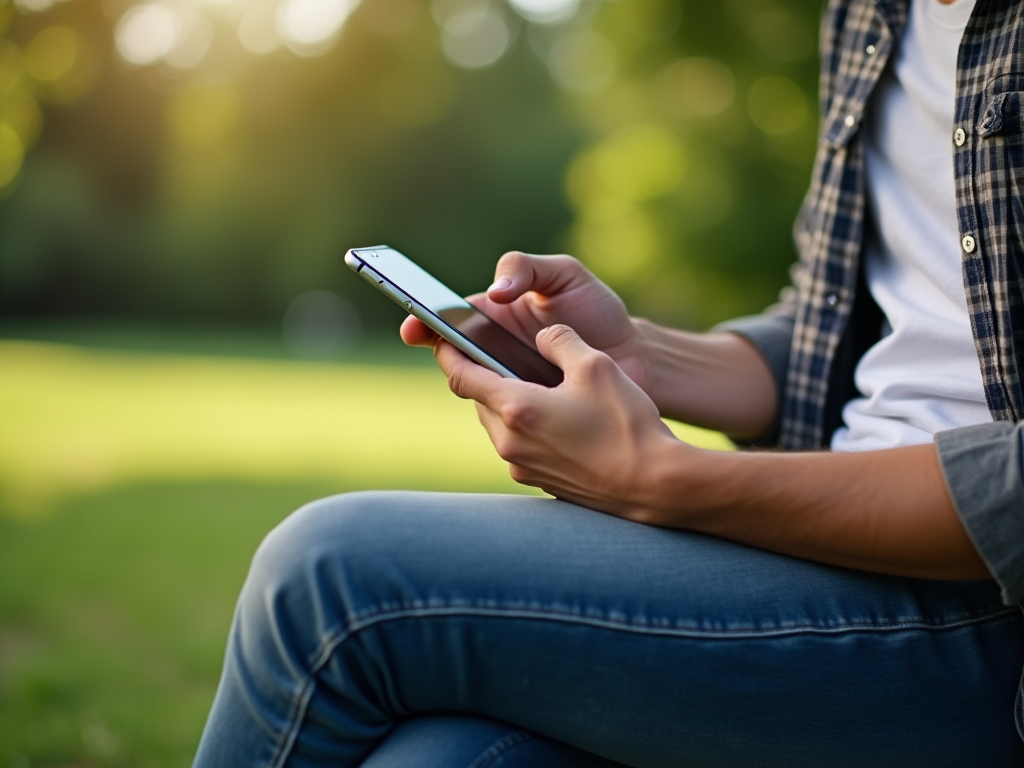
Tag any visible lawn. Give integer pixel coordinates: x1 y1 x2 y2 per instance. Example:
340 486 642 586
0 337 730 767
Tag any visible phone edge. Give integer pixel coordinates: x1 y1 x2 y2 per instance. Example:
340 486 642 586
344 248 522 381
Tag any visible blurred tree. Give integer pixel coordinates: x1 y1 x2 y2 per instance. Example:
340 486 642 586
559 0 822 327
0 0 822 332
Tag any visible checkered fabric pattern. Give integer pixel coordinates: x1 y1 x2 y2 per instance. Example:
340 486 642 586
777 0 1024 449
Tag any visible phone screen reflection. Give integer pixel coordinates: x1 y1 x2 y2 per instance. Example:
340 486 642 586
437 307 564 387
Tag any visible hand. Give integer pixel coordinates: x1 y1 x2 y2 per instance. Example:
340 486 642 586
401 252 651 394
434 323 682 518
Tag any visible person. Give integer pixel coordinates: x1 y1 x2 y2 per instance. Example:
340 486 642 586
193 0 1024 765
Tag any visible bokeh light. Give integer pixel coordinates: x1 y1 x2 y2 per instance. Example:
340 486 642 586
275 0 360 55
439 3 511 70
12 0 69 14
507 0 578 25
115 2 183 66
113 0 212 69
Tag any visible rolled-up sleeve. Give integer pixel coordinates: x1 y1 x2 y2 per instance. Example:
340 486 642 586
712 313 795 447
936 421 1024 606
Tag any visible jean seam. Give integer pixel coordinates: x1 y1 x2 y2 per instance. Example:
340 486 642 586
324 602 1020 647
270 604 1020 767
269 674 317 768
465 730 535 768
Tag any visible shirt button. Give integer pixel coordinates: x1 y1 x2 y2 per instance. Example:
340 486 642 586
961 234 976 253
825 293 839 307
865 44 877 55
954 127 966 146
844 114 856 128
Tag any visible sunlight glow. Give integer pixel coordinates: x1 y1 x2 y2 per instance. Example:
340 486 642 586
508 0 578 25
275 0 360 55
115 3 182 66
115 2 213 69
12 0 70 14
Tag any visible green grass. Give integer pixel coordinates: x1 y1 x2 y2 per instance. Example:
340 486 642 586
0 338 731 767
0 480 341 767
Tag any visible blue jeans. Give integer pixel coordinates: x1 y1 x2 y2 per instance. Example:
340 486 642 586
193 491 1024 767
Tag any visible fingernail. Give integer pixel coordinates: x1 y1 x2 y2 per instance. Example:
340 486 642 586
488 277 512 292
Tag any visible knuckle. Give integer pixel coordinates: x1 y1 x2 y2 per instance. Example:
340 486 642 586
555 253 582 270
447 368 468 399
508 464 531 484
551 253 588 278
474 402 489 425
497 250 527 272
578 351 614 378
499 401 534 431
493 436 519 463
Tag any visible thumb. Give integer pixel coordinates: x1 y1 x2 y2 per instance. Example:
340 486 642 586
486 251 583 303
535 324 606 375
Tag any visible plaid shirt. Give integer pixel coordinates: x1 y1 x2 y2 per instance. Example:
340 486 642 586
782 0 1023 448
725 0 1024 613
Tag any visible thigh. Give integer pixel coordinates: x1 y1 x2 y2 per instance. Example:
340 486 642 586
245 491 1024 767
359 714 627 768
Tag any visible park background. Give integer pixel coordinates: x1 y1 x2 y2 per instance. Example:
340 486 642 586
0 0 821 764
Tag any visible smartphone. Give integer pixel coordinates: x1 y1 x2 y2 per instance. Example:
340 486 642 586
344 245 563 387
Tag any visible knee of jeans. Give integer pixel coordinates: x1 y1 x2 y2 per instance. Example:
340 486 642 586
238 491 392 631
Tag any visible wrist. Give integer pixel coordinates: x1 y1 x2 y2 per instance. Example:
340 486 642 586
627 317 663 401
629 436 723 527
628 320 778 438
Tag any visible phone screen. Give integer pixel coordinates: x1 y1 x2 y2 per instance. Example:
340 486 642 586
352 247 564 387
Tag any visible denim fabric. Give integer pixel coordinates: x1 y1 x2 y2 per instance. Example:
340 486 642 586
193 491 1024 768
359 714 626 768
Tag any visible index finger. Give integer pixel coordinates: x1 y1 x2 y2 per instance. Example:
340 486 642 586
400 314 438 348
486 252 590 304
434 340 512 409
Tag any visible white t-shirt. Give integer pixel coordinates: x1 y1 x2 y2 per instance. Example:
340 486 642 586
830 0 991 453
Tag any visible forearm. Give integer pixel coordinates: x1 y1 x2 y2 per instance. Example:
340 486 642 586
641 440 991 581
633 319 778 440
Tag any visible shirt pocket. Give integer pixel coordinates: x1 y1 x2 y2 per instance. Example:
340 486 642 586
976 85 1024 392
977 88 1024 257
978 90 1024 139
